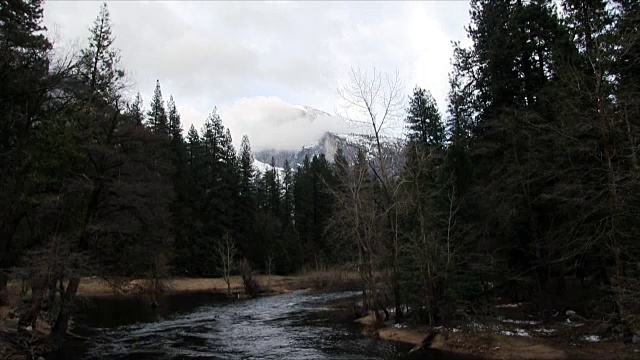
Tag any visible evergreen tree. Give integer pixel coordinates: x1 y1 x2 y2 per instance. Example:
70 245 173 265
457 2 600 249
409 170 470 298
49 2 174 343
127 92 144 126
0 0 53 304
294 155 313 262
405 87 445 147
164 96 191 273
281 159 294 224
79 2 123 98
220 128 240 234
557 0 640 339
275 159 304 274
266 157 281 215
238 135 256 199
237 135 256 256
167 95 182 139
147 80 169 135
186 125 204 194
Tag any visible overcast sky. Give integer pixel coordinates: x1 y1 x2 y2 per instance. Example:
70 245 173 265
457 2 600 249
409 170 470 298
43 1 471 151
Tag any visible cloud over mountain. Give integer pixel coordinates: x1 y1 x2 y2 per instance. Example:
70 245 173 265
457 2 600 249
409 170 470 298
220 97 354 151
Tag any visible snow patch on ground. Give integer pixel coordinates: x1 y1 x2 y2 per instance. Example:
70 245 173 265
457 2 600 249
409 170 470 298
495 303 526 308
501 328 530 337
563 319 584 327
533 328 556 334
469 322 487 331
499 317 541 325
581 335 601 342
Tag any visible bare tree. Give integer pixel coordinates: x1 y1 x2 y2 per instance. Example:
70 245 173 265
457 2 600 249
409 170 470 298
216 233 237 295
265 255 274 289
327 150 388 324
337 66 406 320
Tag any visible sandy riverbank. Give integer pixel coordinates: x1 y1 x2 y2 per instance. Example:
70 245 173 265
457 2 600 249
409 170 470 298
379 325 640 360
325 296 640 360
382 320 640 359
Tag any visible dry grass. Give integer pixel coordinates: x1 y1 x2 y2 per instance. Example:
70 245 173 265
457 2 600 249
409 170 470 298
4 269 361 300
287 270 361 292
68 275 295 297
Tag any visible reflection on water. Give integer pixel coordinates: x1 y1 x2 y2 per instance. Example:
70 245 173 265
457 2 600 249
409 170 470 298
56 291 412 360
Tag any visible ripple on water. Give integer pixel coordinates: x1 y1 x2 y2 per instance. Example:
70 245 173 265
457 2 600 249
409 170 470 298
75 291 407 360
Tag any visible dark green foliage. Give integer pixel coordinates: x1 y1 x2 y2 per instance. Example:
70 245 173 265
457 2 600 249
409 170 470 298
293 154 336 268
388 0 640 331
127 93 145 126
147 80 169 135
406 87 445 147
0 0 53 280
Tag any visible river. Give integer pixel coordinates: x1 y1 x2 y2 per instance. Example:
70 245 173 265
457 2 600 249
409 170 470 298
54 290 414 359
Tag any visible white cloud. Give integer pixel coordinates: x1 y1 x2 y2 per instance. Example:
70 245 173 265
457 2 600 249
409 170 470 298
42 1 471 151
219 97 352 151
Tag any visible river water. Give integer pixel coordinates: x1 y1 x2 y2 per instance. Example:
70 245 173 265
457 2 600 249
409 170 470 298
56 290 414 360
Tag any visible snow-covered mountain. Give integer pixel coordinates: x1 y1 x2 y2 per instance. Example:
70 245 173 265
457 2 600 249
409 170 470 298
255 131 402 169
250 105 403 174
252 158 283 175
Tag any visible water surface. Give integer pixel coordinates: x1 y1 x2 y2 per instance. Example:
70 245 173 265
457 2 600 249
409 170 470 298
57 290 413 359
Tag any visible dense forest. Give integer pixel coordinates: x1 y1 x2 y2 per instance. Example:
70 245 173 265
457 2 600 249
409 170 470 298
1 0 639 349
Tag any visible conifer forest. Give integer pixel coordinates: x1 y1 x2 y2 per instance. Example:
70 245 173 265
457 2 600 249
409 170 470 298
1 0 640 359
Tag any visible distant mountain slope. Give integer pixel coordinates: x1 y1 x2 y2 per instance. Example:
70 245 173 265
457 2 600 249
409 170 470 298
255 131 401 169
252 159 284 177
250 104 404 172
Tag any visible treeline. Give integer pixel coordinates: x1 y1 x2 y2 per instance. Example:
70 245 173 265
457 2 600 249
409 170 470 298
0 0 348 344
2 0 640 348
328 0 639 342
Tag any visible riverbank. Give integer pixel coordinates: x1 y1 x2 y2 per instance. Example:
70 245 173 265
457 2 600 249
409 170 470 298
1 270 360 319
324 296 640 360
0 270 360 359
2 269 359 299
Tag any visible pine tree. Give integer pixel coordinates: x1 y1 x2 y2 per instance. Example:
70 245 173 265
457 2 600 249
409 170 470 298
164 96 191 273
294 155 313 262
236 135 256 255
167 95 183 139
79 2 123 99
405 87 445 147
127 92 144 126
48 2 175 343
265 157 281 215
559 0 640 340
275 158 304 274
444 71 473 197
433 0 572 315
281 159 294 224
0 0 53 305
147 80 169 135
239 135 256 198
220 127 240 234
186 125 204 192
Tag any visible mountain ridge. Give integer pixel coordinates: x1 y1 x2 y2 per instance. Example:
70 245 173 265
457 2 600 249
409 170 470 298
250 105 402 173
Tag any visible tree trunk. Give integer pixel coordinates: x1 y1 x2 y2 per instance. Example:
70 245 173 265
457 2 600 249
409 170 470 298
22 276 46 329
50 277 80 347
0 272 8 306
46 276 58 311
